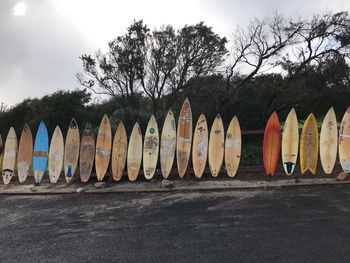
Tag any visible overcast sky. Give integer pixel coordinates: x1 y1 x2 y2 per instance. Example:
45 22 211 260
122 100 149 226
1 0 349 106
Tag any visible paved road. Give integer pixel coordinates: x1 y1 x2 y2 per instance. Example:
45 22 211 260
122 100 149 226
1 186 350 262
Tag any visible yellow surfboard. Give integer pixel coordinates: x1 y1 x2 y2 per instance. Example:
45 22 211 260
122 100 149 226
208 114 224 177
339 107 350 172
143 115 159 180
95 114 112 181
320 107 337 174
225 116 241 177
127 122 142 181
192 114 208 178
176 98 192 178
300 113 318 175
281 108 299 175
111 121 127 181
160 110 176 179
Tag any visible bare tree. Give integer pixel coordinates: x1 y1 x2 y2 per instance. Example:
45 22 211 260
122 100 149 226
216 14 302 114
283 11 350 75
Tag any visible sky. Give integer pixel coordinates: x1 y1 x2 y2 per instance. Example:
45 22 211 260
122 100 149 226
1 0 350 106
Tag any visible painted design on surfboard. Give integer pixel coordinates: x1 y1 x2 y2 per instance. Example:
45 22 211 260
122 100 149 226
49 126 64 183
80 123 95 182
320 107 337 174
2 127 18 185
195 117 207 162
340 160 350 171
64 118 80 182
192 114 208 178
160 109 176 178
143 115 159 179
33 121 49 185
283 161 295 175
208 114 224 177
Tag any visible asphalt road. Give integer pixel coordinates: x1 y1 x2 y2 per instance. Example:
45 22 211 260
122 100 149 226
1 186 350 262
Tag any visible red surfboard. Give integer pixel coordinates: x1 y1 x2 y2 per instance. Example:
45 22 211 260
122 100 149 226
263 111 281 176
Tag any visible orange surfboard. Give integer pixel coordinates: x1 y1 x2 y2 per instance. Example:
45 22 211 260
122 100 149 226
263 112 281 176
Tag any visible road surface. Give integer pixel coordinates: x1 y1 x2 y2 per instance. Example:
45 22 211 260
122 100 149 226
0 186 350 262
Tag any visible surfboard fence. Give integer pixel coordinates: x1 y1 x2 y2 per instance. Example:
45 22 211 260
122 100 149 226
0 101 345 185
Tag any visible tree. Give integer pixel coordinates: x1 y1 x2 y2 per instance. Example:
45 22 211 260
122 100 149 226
0 89 92 136
77 20 227 120
219 11 350 119
282 11 350 75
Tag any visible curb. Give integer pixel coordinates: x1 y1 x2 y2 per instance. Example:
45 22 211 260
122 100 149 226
0 178 348 195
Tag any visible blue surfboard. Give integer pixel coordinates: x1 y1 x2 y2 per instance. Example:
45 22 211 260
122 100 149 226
33 121 49 185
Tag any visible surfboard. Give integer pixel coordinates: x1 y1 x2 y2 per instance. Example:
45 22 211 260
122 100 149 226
263 112 281 176
143 115 159 180
281 108 299 176
300 113 319 175
320 107 337 174
80 123 95 182
127 122 142 181
17 123 33 183
192 114 208 178
2 127 17 184
176 98 192 178
33 121 49 185
339 107 350 172
95 114 112 181
208 114 225 177
160 110 176 179
64 118 80 183
0 135 3 170
111 121 127 181
49 126 64 183
225 116 241 177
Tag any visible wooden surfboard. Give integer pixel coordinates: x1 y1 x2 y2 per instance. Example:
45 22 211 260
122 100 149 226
95 114 112 181
208 114 225 177
127 122 142 181
64 118 80 183
339 107 350 172
300 113 319 175
2 127 17 184
143 115 159 180
17 123 33 183
192 114 208 178
160 110 176 179
111 121 127 181
281 108 299 176
176 98 192 178
33 121 49 185
80 123 95 182
320 107 337 174
263 112 281 176
49 126 64 183
225 116 241 177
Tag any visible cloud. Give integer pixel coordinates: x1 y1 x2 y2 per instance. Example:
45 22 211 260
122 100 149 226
0 0 349 106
